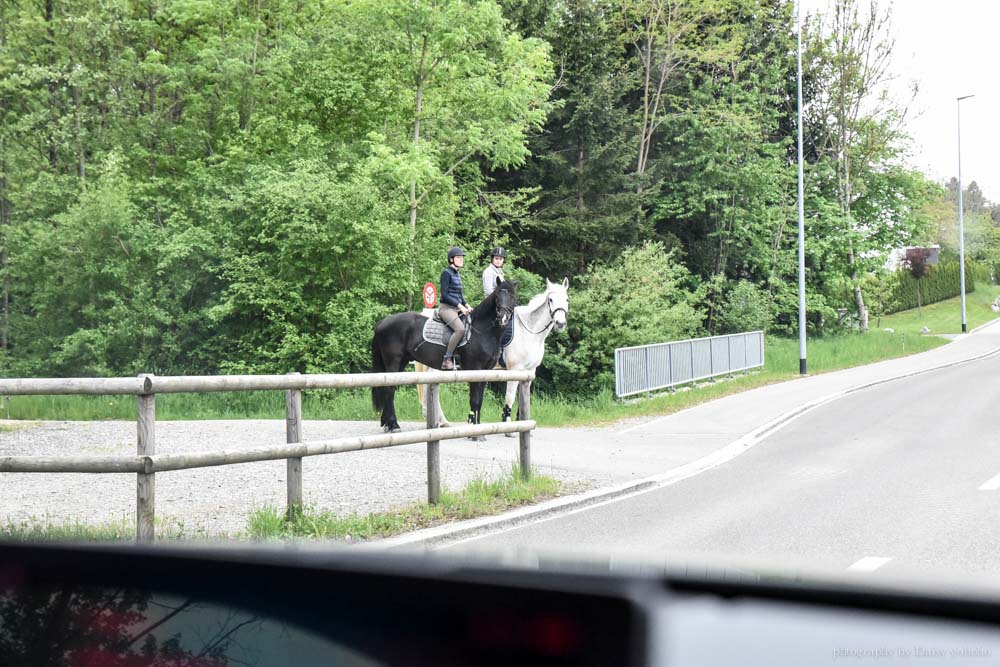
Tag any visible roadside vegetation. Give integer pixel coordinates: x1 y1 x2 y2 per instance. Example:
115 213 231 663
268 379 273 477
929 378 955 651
0 466 561 542
5 286 998 427
0 515 213 542
247 465 560 540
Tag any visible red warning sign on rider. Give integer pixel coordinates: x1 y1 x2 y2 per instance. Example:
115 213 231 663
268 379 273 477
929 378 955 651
422 282 437 309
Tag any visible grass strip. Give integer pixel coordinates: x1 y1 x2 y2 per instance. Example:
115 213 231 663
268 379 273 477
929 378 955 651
247 464 561 541
0 466 562 543
0 514 217 542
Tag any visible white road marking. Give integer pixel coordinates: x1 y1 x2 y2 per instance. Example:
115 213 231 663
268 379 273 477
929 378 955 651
978 472 1000 490
847 557 892 573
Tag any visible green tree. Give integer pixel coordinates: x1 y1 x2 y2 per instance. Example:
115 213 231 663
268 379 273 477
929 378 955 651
318 0 555 308
803 0 910 332
543 241 702 394
497 0 645 278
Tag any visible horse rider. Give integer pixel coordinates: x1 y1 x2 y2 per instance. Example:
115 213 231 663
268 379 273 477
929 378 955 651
439 246 471 370
482 246 506 298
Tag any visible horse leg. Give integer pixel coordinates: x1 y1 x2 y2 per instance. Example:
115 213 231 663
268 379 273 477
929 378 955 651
415 361 428 419
379 351 406 433
415 360 451 428
383 386 401 433
467 381 486 442
503 379 517 438
436 389 450 428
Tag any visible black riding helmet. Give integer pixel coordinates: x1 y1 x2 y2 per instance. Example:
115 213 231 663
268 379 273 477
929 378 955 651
448 246 466 263
489 246 506 258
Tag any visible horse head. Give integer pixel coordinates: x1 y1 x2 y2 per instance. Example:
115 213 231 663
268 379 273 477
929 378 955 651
545 278 570 331
493 278 517 327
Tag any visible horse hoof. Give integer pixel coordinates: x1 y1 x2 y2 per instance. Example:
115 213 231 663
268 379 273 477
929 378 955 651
384 425 401 434
504 432 516 439
437 420 451 428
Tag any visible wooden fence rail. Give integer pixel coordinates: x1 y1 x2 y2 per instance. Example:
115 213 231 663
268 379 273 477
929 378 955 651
0 370 534 395
0 370 535 542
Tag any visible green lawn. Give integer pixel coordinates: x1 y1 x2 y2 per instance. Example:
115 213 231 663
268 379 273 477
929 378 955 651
4 286 999 427
876 284 1000 336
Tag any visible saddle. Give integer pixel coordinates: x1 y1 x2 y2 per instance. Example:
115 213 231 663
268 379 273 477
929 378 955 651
422 310 473 348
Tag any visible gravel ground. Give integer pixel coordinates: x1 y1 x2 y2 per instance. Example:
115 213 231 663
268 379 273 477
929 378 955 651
0 420 596 536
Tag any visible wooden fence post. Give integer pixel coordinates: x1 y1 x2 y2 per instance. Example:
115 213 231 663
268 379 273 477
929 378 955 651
517 380 531 480
285 373 303 519
426 383 441 504
136 374 155 543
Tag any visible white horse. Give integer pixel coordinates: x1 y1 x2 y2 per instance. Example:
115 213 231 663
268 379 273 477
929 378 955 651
417 278 569 432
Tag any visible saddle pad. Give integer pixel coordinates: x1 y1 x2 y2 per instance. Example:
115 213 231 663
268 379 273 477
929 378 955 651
500 318 514 348
422 312 473 348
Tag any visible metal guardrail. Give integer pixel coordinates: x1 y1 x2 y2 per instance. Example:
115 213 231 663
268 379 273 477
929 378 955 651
614 331 765 398
0 370 535 542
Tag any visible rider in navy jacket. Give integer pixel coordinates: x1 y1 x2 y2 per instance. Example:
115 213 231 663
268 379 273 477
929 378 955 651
439 246 470 370
440 265 467 308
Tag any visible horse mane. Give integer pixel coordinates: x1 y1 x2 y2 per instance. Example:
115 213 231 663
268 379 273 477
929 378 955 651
471 279 516 320
522 282 565 311
523 290 548 311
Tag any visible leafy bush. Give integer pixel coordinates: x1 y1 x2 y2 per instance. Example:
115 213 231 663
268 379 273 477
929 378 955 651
5 154 177 376
971 260 993 286
540 242 703 395
716 280 772 334
214 160 413 374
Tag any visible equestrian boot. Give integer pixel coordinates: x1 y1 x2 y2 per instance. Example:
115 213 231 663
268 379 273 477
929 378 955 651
467 409 484 441
441 354 455 371
502 404 516 438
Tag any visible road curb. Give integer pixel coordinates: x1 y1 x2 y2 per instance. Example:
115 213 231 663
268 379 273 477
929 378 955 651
373 321 1000 550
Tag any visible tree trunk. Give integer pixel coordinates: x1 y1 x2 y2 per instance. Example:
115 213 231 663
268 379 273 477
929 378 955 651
45 0 58 170
407 38 428 312
72 85 85 181
844 141 869 332
147 1 158 177
847 240 869 333
0 0 6 341
0 140 8 351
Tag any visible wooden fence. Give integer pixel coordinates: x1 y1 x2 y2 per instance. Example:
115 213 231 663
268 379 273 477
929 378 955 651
0 370 536 542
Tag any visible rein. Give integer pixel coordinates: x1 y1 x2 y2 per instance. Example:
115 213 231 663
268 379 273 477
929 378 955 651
469 291 515 336
516 297 565 335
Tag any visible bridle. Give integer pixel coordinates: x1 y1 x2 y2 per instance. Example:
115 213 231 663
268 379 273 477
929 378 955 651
471 287 516 335
516 292 567 335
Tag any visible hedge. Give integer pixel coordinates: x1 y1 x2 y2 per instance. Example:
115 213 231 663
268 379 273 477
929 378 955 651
884 261 976 314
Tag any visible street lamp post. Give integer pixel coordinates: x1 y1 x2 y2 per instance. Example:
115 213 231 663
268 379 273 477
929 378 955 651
957 94 974 334
797 0 807 374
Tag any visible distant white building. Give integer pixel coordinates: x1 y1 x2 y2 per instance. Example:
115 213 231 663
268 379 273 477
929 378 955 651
884 245 940 272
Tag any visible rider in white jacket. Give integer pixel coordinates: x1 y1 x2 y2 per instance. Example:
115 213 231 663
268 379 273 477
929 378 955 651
482 247 506 297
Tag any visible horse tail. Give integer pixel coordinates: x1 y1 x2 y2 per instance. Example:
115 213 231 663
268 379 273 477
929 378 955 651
371 333 389 415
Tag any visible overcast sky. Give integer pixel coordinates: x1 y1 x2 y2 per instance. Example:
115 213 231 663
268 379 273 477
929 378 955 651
800 0 997 201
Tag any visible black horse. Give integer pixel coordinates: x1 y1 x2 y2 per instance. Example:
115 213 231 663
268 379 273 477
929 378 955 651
371 278 518 433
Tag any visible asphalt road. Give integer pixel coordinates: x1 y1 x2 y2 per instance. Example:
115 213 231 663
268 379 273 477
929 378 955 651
443 345 1000 579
